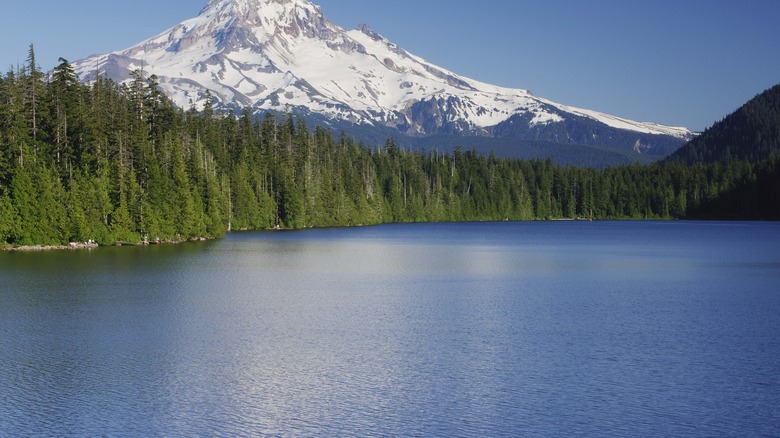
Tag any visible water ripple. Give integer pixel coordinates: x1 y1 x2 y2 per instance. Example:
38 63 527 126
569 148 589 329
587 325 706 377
1 222 779 436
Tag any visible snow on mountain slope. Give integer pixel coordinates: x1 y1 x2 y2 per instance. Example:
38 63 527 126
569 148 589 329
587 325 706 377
72 0 694 143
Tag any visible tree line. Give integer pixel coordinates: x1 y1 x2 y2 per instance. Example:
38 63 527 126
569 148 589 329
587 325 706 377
1 48 777 246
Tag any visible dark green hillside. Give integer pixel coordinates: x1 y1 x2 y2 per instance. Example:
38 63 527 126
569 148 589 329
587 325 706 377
663 83 780 219
668 84 780 164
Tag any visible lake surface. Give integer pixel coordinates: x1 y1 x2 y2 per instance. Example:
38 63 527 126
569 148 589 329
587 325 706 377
1 221 779 436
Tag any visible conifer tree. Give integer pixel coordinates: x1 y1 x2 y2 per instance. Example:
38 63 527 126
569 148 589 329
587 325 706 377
25 44 43 141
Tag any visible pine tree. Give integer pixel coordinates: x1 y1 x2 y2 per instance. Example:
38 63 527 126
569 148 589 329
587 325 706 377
25 44 43 141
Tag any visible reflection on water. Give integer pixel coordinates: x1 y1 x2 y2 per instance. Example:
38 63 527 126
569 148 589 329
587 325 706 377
1 221 779 436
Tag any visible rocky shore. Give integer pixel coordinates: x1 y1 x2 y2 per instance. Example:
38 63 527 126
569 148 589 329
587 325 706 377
1 237 217 252
2 242 99 252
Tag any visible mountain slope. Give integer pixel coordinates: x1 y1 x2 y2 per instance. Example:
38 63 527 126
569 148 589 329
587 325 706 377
71 0 694 160
667 83 780 164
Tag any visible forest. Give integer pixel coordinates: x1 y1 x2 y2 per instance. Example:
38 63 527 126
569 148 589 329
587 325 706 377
1 48 778 247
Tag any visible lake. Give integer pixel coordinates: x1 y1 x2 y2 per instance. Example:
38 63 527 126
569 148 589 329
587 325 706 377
1 221 779 436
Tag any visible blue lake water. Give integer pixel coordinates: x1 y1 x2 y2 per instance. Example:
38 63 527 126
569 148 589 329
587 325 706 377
1 221 779 436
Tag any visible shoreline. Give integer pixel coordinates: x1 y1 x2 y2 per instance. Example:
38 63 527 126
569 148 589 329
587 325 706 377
5 218 769 252
2 242 99 252
2 237 216 252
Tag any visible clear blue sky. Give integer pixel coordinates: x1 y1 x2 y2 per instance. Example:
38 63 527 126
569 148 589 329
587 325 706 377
2 0 778 132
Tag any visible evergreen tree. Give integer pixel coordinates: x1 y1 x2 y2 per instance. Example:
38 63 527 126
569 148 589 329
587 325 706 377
25 44 43 141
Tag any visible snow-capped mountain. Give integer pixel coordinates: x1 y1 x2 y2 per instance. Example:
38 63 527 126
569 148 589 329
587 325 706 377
72 0 694 158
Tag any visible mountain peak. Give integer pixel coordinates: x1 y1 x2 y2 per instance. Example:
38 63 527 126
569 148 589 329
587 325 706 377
71 0 694 153
203 0 314 11
194 0 336 48
200 0 322 24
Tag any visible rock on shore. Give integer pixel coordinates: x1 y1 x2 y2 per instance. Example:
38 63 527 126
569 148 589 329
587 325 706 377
2 242 99 252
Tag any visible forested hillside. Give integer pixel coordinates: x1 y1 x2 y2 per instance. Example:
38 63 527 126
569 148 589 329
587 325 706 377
1 49 777 247
665 83 780 218
668 84 780 164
